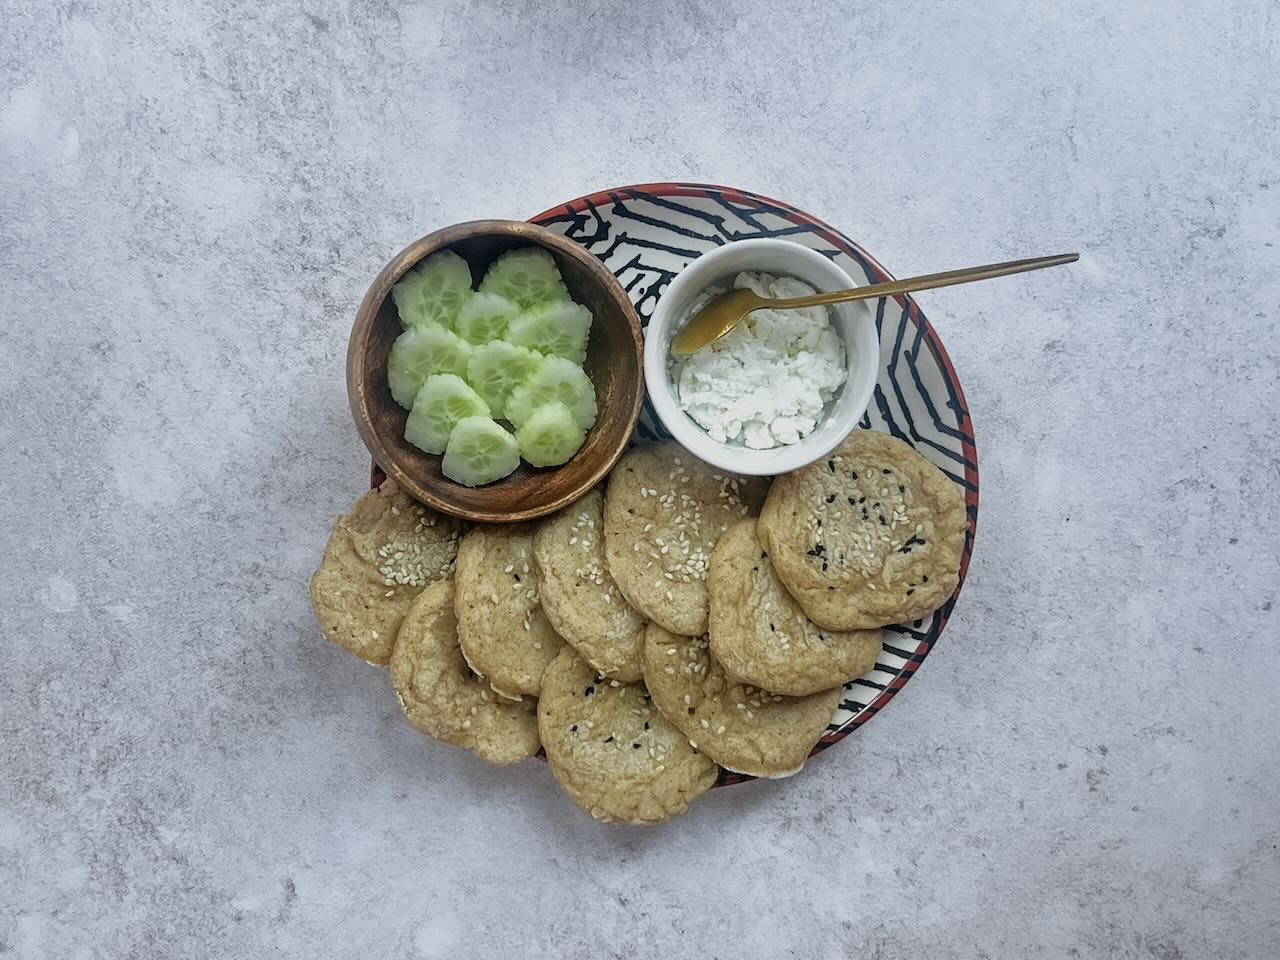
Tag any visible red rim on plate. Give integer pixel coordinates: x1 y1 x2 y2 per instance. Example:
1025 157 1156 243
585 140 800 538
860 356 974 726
375 182 979 788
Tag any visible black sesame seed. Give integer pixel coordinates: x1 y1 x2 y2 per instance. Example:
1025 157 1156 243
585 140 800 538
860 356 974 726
847 497 856 505
584 686 595 696
513 573 521 582
643 721 650 730
827 460 835 472
882 468 892 475
752 566 758 572
769 623 776 632
879 515 887 525
861 508 869 520
821 561 828 571
922 575 929 582
825 494 835 503
859 497 866 504
633 742 641 749
570 725 578 732
906 589 915 596
851 470 858 480
604 735 614 743
760 551 767 560
898 484 905 494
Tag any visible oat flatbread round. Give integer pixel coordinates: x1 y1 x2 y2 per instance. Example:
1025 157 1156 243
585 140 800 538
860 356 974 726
538 647 717 824
641 624 840 779
454 523 565 699
757 429 966 630
603 443 768 637
708 519 881 696
532 489 646 682
390 580 540 765
309 480 461 664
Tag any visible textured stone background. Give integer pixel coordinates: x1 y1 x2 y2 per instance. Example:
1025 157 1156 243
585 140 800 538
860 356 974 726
2 1 1277 957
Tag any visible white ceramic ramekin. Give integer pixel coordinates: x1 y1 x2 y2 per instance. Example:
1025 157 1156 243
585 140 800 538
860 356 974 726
644 238 880 476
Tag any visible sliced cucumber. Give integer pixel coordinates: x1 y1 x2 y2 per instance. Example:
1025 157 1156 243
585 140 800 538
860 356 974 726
516 401 586 468
442 416 521 486
454 292 520 345
505 300 591 364
387 324 473 409
504 355 598 431
477 247 570 309
391 250 473 330
465 340 541 420
403 374 490 455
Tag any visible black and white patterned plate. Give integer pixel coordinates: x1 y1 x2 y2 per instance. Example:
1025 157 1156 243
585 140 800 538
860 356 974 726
529 183 980 787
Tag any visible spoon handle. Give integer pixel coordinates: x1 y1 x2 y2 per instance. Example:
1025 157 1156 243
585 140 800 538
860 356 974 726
770 252 1080 310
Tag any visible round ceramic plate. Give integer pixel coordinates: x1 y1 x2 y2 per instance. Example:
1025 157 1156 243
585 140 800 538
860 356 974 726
374 183 979 788
530 183 979 786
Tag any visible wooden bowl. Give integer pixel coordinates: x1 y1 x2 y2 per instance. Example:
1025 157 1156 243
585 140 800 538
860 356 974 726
347 220 644 522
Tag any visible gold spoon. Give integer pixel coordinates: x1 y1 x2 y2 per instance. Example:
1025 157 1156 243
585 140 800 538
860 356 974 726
669 252 1080 356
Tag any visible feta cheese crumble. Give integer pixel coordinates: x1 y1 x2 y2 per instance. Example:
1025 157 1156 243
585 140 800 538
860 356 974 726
670 271 848 449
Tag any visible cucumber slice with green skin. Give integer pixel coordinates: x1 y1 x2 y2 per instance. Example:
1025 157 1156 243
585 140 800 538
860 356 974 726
516 401 586 468
442 416 521 487
391 249 473 330
403 374 490 455
454 292 520 345
465 340 541 420
386 324 473 409
478 247 570 309
505 300 592 363
504 355 598 431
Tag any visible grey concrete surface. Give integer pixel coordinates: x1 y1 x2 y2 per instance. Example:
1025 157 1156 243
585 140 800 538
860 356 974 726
2 1 1277 957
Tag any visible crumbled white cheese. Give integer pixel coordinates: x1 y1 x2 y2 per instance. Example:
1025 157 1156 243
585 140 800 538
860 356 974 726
670 271 848 449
